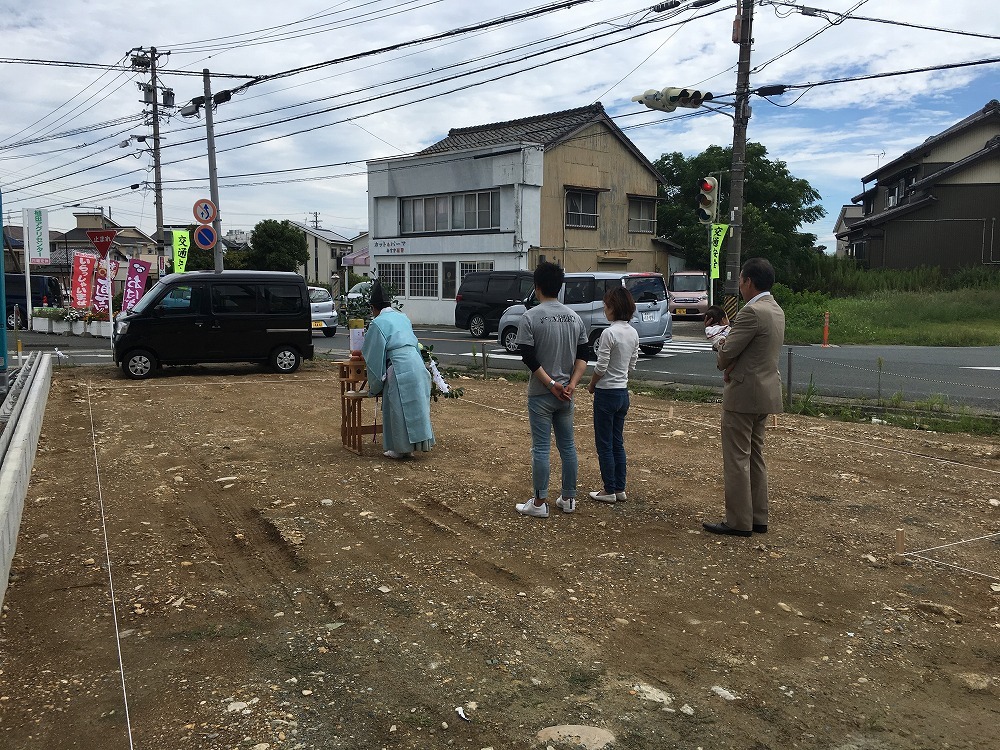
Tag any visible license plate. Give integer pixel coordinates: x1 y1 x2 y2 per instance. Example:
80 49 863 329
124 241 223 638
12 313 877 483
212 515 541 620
674 308 686 316
311 321 323 328
641 311 654 322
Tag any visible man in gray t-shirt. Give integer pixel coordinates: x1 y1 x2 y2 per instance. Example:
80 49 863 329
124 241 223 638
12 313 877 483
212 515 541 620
514 262 588 519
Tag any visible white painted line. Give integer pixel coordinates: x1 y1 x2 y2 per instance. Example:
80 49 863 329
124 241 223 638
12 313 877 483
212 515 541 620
961 366 1000 371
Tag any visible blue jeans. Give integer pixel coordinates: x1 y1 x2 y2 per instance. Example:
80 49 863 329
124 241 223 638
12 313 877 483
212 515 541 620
527 394 577 500
593 388 629 494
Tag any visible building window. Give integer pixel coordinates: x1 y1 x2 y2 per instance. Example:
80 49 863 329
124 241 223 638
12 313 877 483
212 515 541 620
378 262 406 298
408 262 439 298
460 260 493 280
442 261 457 299
628 198 657 233
566 190 599 229
401 191 499 234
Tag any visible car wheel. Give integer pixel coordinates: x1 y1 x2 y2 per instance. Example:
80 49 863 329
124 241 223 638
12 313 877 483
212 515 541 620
270 346 301 373
322 328 336 338
639 343 664 355
469 315 487 338
7 312 26 330
501 326 519 353
587 331 602 360
123 349 156 380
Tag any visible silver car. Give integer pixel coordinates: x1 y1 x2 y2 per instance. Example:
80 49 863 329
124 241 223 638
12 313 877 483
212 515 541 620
308 286 338 337
497 272 672 356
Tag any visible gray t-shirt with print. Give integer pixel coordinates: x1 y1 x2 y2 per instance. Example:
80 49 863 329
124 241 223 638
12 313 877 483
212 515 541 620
516 300 587 397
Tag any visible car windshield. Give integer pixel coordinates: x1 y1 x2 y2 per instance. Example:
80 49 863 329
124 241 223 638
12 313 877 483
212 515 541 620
130 280 169 314
625 275 666 303
671 275 707 292
309 288 332 303
348 282 370 295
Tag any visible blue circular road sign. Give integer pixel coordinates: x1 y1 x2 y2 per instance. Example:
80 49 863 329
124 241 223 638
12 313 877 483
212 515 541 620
193 224 217 250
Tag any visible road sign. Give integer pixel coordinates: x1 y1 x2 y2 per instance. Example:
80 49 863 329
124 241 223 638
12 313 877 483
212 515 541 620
85 229 119 259
193 198 218 225
193 224 217 250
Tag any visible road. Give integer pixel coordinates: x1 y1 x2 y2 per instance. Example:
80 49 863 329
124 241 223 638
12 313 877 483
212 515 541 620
9 322 999 411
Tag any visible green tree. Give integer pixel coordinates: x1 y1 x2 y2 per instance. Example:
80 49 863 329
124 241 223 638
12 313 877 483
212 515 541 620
243 219 309 272
653 143 826 288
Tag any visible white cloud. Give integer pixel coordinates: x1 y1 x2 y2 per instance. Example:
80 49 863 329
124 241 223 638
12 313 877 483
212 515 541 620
1 0 998 248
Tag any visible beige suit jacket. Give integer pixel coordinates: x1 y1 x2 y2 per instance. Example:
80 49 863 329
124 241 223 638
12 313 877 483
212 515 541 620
716 294 785 414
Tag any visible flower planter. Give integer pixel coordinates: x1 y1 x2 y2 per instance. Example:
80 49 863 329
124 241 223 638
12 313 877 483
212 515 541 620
31 317 55 334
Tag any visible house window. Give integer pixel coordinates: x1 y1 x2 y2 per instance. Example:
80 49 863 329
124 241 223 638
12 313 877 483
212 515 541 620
628 198 657 233
378 262 406 298
566 190 599 229
460 260 493 280
408 262 439 298
401 191 499 234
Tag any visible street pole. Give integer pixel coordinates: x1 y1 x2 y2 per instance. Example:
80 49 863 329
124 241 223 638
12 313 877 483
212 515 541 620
202 69 224 272
150 48 166 259
723 0 754 315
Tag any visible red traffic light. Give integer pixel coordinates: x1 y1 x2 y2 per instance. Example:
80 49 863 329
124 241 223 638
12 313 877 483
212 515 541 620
699 178 714 193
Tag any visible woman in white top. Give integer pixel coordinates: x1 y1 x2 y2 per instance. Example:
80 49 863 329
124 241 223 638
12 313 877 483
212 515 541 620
586 286 640 504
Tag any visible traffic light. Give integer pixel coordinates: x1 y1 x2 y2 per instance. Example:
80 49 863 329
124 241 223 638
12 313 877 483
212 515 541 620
697 176 719 224
632 87 714 112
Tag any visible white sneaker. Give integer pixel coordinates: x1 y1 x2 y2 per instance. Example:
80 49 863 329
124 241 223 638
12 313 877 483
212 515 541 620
615 491 627 502
555 496 576 514
588 490 617 504
516 500 549 518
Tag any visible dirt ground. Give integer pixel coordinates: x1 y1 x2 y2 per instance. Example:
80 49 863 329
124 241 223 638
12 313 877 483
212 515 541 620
1 359 999 750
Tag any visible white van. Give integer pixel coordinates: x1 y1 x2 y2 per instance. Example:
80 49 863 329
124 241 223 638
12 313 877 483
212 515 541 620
496 272 672 356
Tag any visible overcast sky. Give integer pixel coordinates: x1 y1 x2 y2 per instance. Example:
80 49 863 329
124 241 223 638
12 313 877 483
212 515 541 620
2 0 998 252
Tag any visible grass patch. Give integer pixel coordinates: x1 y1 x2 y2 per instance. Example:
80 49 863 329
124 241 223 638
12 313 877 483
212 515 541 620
782 287 1000 346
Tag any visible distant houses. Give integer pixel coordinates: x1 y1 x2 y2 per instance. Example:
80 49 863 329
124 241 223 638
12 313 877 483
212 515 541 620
839 100 1000 270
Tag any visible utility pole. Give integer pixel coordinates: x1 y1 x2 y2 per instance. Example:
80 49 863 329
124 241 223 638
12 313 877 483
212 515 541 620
202 69 224 272
310 212 321 229
131 48 171 258
723 0 754 313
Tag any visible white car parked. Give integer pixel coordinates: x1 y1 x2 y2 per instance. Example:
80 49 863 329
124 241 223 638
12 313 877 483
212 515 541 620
308 286 338 337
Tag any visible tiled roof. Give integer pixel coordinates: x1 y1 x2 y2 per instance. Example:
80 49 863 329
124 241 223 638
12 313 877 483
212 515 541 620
417 102 663 183
419 103 608 154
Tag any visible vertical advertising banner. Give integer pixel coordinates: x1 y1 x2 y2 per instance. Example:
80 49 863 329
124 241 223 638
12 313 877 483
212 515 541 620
172 230 191 274
22 208 51 265
122 259 152 312
71 252 98 309
710 223 729 280
92 260 121 313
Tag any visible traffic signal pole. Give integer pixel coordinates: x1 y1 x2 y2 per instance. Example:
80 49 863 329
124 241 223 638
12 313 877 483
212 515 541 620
202 70 224 272
723 0 754 312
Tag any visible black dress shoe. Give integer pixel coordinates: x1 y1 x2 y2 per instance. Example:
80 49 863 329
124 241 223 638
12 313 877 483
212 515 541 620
753 524 768 534
702 521 752 537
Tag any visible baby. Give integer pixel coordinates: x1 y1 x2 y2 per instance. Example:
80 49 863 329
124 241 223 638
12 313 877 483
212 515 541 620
704 305 730 348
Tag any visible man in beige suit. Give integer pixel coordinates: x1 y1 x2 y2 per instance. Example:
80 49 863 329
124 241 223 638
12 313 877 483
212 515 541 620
703 257 785 538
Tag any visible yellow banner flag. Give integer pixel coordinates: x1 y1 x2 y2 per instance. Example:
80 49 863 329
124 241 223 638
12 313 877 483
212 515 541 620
710 223 728 280
172 230 191 274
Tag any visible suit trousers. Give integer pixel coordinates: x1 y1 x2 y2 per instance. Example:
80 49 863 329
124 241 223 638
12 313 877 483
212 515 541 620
721 409 769 531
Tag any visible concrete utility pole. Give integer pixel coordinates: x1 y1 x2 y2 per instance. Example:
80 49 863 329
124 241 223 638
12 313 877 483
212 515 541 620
723 0 754 312
149 49 166 258
202 70 224 272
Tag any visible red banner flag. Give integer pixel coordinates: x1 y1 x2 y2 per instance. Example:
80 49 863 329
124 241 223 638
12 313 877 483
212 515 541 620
122 259 152 312
71 252 98 309
92 259 121 313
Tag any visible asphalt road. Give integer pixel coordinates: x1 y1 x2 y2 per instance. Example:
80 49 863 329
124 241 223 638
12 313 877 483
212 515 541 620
8 322 999 411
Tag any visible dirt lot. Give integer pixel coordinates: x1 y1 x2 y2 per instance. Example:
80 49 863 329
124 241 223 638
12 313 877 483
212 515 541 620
1 359 999 750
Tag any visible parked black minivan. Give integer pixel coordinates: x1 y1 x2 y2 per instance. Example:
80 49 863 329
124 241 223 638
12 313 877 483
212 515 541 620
454 270 534 337
5 272 64 328
113 270 314 380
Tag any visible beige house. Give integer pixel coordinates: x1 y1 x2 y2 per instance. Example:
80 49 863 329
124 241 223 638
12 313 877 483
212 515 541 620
367 103 667 324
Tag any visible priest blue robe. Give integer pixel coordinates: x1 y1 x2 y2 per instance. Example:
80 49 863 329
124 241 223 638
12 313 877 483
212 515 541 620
362 309 435 454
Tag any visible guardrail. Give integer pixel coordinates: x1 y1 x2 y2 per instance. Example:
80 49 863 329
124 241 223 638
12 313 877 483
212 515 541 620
0 353 52 609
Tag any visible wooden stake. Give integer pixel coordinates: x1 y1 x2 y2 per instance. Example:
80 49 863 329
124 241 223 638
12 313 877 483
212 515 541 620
668 405 674 419
768 414 778 428
894 528 906 564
